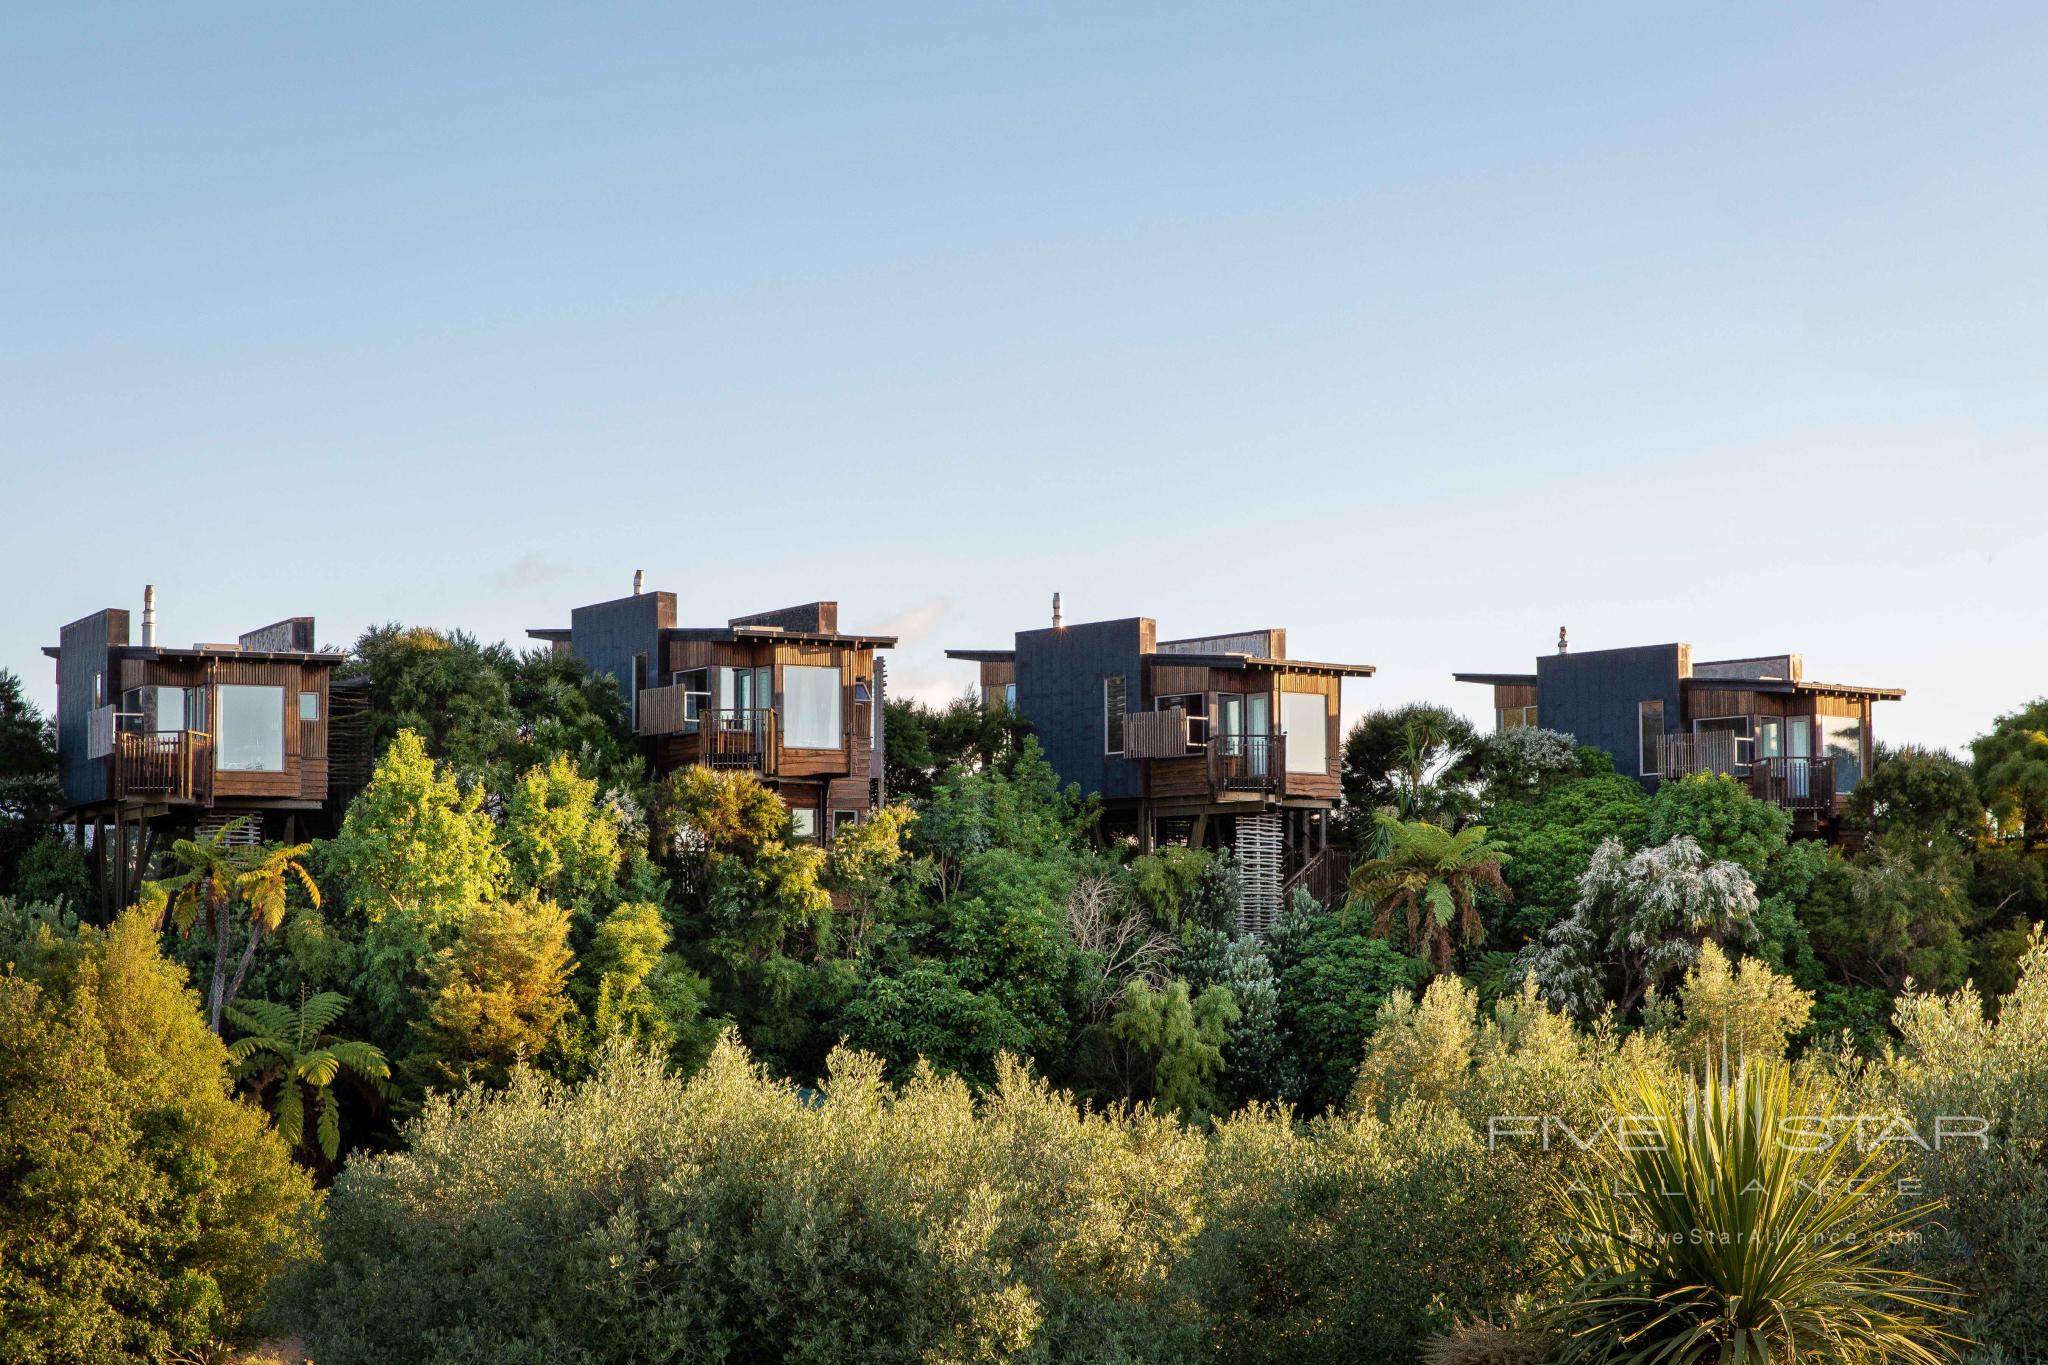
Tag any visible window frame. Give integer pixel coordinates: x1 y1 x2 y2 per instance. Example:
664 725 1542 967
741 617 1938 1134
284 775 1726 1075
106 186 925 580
1103 676 1127 755
1281 690 1329 775
1639 699 1666 776
298 691 320 722
216 683 287 774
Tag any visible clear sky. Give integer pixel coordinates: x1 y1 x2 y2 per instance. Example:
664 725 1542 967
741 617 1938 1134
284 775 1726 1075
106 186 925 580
4 4 2044 753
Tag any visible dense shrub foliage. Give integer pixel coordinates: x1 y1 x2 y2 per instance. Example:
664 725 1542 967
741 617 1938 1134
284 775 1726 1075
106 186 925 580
5 650 2048 1361
0 903 315 1361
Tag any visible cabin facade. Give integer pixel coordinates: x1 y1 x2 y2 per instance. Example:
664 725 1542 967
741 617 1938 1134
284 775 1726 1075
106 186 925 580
530 583 895 843
950 610 1373 931
1455 634 1903 836
43 590 352 914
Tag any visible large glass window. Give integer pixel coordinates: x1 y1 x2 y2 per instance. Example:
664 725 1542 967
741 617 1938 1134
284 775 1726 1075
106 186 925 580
217 685 285 772
1282 692 1327 774
782 666 842 749
1821 716 1864 791
1639 699 1665 776
1104 676 1126 755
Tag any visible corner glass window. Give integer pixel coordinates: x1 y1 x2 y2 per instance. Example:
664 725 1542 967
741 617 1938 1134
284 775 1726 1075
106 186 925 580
1282 692 1328 773
299 691 320 722
791 807 818 840
217 684 285 772
1103 676 1127 755
782 665 843 749
1821 716 1864 791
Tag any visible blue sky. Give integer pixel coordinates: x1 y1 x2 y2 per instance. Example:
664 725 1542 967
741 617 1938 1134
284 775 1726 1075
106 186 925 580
3 4 2044 752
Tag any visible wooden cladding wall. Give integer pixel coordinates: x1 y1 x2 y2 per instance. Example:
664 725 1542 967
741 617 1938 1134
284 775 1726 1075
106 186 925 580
1493 683 1538 710
211 659 307 801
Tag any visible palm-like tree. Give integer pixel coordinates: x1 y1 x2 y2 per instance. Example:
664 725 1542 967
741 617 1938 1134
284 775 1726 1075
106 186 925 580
154 817 322 1032
1543 1058 1961 1362
1344 814 1508 969
225 989 389 1162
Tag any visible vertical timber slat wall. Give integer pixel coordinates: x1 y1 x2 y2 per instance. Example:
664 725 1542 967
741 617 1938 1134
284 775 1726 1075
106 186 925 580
1236 813 1283 936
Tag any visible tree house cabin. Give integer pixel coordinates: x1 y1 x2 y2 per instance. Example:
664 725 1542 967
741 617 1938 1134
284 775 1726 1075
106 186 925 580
949 610 1374 933
1455 634 1903 837
529 582 895 844
43 591 349 914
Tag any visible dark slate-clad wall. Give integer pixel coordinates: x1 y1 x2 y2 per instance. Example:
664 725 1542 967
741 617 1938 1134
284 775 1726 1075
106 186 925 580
57 609 125 806
568 593 676 708
1536 644 1685 785
1014 618 1148 803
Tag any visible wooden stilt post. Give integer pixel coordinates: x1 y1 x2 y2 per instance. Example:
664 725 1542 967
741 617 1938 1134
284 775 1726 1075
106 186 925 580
115 815 131 919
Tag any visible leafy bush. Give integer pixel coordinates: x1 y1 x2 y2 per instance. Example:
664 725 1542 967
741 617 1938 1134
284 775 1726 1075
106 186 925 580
0 904 314 1362
1265 898 1428 1113
282 1037 1204 1364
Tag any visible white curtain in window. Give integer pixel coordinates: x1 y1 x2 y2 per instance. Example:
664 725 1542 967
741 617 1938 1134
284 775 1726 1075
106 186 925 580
217 685 285 772
782 666 842 749
1282 692 1327 773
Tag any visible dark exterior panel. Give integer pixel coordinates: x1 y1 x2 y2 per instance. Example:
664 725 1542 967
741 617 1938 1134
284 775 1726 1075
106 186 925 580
1013 618 1150 802
1535 644 1685 786
57 609 125 806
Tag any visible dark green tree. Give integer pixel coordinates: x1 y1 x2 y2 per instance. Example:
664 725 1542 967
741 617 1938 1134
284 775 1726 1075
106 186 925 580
1340 703 1480 827
1973 698 2048 849
0 670 60 898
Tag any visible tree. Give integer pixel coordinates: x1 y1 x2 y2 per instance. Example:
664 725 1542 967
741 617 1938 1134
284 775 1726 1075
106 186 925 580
822 802 915 956
154 817 322 1032
501 645 646 799
1807 835 1975 994
1470 725 1583 804
343 624 521 791
0 669 60 899
834 960 1032 1089
501 752 623 913
1646 772 1789 879
10 836 89 910
322 729 508 1040
0 903 314 1360
407 894 577 1092
1266 895 1430 1114
226 989 390 1162
1644 941 1812 1069
884 694 1031 800
322 728 508 928
577 900 713 1071
1345 816 1510 970
1483 771 1651 938
1109 977 1239 1121
1973 698 2048 848
1341 703 1480 827
1523 836 1758 1018
1852 745 1985 847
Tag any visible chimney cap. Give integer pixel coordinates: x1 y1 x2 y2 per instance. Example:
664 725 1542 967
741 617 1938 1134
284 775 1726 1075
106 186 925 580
1052 591 1064 629
633 569 645 596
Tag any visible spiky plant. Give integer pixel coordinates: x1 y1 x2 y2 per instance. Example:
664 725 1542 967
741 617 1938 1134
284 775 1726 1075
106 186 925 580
1345 814 1509 969
226 988 389 1162
1542 1057 1963 1363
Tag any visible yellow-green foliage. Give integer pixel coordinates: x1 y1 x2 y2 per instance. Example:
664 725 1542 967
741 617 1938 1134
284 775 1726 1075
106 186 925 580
500 753 623 910
287 1036 1207 1364
323 728 507 927
0 907 315 1362
1645 940 1813 1070
1887 928 2048 1353
407 894 576 1091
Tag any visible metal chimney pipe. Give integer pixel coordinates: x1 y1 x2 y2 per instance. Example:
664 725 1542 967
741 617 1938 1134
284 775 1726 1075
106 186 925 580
633 569 645 596
142 584 157 647
1557 625 1569 655
1052 592 1063 629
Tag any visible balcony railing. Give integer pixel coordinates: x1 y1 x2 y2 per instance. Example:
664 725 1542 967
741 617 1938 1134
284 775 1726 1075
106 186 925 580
1209 733 1284 793
698 708 774 771
114 730 213 804
1751 755 1836 812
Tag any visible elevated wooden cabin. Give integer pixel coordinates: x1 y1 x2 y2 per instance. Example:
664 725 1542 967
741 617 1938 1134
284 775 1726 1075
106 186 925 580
950 606 1374 932
1456 632 1903 837
530 579 896 843
43 589 351 913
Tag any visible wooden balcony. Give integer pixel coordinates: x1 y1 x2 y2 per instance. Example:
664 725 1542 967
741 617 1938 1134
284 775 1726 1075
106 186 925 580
1208 733 1284 794
114 730 213 804
1750 755 1837 812
1657 735 1838 814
